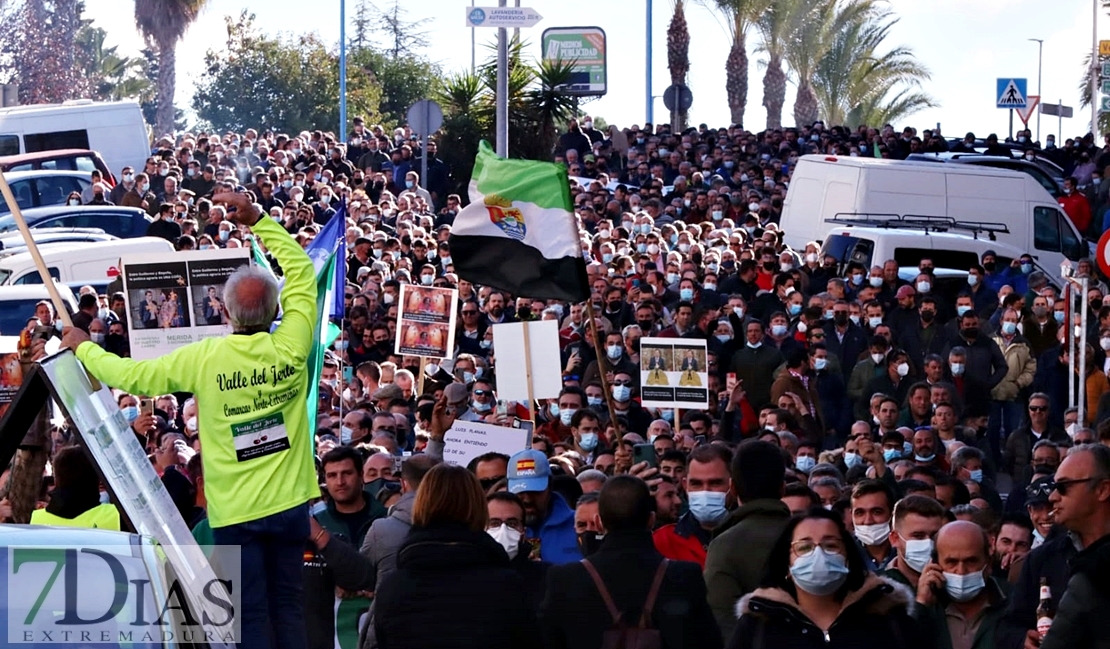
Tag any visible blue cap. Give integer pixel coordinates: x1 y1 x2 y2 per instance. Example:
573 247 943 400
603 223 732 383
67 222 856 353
507 449 551 494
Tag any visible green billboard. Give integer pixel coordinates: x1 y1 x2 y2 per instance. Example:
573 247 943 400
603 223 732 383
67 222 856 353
541 26 607 97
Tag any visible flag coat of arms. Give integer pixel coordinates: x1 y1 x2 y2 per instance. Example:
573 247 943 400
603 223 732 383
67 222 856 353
448 141 589 302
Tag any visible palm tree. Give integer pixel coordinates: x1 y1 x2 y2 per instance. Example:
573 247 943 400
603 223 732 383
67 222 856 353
77 27 151 102
783 0 872 127
134 0 207 137
754 0 798 129
528 58 580 156
812 4 935 128
700 0 771 128
667 0 691 128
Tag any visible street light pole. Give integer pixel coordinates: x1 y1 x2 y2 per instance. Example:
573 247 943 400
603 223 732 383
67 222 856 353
496 0 508 156
1029 38 1043 144
339 0 347 140
1093 0 1099 137
646 0 653 125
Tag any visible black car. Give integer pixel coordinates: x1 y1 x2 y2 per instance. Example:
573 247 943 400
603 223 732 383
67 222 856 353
0 205 152 239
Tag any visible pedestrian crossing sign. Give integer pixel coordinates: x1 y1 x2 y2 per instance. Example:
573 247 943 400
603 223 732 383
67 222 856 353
996 78 1028 109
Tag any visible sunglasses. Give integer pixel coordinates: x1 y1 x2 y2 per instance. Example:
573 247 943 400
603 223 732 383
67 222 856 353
1053 477 1100 495
472 389 491 396
1029 406 1048 412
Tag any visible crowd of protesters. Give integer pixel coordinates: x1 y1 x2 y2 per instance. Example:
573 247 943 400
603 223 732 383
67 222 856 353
9 115 1110 649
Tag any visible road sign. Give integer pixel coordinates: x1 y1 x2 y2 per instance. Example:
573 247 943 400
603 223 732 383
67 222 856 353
541 27 608 96
1101 96 1110 113
1041 102 1074 118
1103 61 1110 78
996 78 1028 109
1101 40 1110 56
406 99 443 136
1103 80 1110 95
663 84 693 112
1097 229 1110 278
466 6 543 28
1016 95 1040 125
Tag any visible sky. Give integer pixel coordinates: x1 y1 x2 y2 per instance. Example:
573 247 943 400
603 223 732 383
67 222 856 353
83 0 1109 142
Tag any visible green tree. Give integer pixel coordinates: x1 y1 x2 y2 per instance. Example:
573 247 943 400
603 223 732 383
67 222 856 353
76 25 151 102
435 72 487 197
134 0 207 137
351 0 372 51
783 0 872 127
349 47 440 129
812 3 935 128
192 12 380 135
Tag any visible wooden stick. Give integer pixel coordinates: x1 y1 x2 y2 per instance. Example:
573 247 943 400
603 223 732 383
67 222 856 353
0 172 73 328
418 357 427 395
521 321 535 422
584 299 621 433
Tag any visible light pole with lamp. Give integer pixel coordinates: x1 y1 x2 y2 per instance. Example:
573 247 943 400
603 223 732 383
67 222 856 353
1029 38 1043 144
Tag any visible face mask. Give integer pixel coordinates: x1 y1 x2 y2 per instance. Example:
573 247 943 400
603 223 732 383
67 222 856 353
480 339 492 349
612 385 631 402
789 547 850 596
855 522 891 547
339 425 354 444
123 173 134 183
578 531 604 556
862 276 882 289
732 306 745 318
771 324 788 337
962 327 979 340
606 345 623 360
871 352 885 365
472 400 492 414
748 202 761 213
488 524 522 560
914 452 935 463
335 340 349 352
944 569 986 602
903 538 933 573
90 331 106 345
849 315 861 326
420 274 434 286
867 316 883 329
894 362 909 377
666 272 680 284
587 396 603 408
968 468 983 483
916 281 931 293
805 253 819 264
795 455 816 473
715 334 732 344
814 357 828 371
679 288 694 301
678 243 690 254
883 448 902 463
687 490 729 525
647 244 660 255
574 431 599 452
843 451 863 469
949 362 965 376
1054 311 1066 324
121 406 139 423
711 210 724 221
747 340 762 349
1002 321 1017 336
559 408 576 426
850 274 864 286
704 282 717 292
1021 263 1033 275
463 370 476 384
138 183 148 194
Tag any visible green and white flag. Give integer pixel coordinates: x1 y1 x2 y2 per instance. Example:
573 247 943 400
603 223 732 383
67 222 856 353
448 141 589 302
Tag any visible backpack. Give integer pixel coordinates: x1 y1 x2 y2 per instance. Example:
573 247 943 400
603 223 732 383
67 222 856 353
580 558 669 649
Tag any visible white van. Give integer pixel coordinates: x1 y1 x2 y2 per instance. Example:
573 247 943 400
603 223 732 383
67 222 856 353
0 100 149 176
780 155 1086 270
0 237 173 286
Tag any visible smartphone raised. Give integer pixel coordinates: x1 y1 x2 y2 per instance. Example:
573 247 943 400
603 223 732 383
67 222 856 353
343 366 353 383
139 399 154 417
632 443 657 468
727 373 738 392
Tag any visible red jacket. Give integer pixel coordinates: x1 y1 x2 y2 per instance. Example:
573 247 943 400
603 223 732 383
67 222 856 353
1059 192 1092 234
652 513 711 568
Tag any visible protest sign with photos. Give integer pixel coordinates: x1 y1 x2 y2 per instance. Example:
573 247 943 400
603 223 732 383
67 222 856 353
395 284 458 359
638 337 709 409
121 249 250 361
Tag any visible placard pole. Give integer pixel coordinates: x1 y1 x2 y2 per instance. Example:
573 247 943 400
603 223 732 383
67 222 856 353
521 320 535 422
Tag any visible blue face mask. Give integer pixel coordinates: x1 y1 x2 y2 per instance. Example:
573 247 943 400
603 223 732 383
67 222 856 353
680 288 694 301
602 253 613 263
944 569 986 602
405 180 415 189
559 408 576 426
661 409 674 422
789 304 802 316
548 403 560 418
463 371 476 383
479 339 492 349
121 406 139 423
956 305 971 317
578 432 598 451
1021 263 1033 275
687 491 729 526
968 469 983 483
771 324 788 337
587 396 603 408
843 452 863 469
883 448 902 463
612 385 631 402
789 547 850 596
795 455 816 473
1054 311 1066 324
914 453 936 463
335 340 348 352
472 400 492 413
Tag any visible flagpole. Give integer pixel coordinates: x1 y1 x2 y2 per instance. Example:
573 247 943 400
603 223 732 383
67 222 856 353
521 321 536 422
583 299 622 434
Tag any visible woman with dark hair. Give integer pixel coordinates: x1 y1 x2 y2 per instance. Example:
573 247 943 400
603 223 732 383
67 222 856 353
372 463 537 649
728 508 922 649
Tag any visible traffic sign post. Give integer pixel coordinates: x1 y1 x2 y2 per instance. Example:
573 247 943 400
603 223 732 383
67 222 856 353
663 84 693 134
1097 228 1110 281
466 5 544 157
1041 100 1074 143
1101 40 1110 57
996 78 1028 109
1101 96 1110 113
407 99 444 191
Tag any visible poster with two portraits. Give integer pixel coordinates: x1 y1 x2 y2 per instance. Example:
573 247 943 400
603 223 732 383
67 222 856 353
639 337 709 410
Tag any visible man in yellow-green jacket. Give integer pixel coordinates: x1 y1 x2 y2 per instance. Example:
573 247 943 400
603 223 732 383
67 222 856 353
62 192 319 649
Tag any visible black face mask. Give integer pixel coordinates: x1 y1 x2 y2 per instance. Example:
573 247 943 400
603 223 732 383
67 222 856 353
1032 463 1056 475
963 327 980 340
577 531 604 557
983 261 996 272
833 313 849 326
637 319 654 331
607 301 622 312
920 310 935 323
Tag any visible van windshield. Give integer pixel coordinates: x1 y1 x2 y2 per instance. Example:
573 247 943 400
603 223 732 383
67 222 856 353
0 267 10 285
820 234 874 269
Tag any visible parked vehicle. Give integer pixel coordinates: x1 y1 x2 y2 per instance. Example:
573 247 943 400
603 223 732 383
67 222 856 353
0 227 116 254
0 100 149 175
0 205 151 239
0 148 116 185
0 237 173 286
0 283 77 335
780 155 1086 271
905 152 1064 196
0 170 93 214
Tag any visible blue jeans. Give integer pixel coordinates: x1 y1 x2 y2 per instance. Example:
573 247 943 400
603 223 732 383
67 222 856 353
212 503 310 649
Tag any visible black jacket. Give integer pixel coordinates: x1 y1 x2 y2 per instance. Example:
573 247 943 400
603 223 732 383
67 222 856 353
728 574 925 649
1040 535 1110 649
942 333 1008 391
897 321 951 372
999 527 1080 649
822 322 867 380
373 524 538 649
540 529 722 649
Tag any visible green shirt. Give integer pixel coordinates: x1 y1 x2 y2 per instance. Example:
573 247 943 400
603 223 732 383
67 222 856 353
77 216 319 528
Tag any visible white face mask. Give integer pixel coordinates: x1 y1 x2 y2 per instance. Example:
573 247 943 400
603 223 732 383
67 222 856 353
854 521 891 547
487 524 521 560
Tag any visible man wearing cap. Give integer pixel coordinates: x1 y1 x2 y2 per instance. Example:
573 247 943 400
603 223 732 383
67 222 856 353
887 285 918 338
443 382 481 422
509 448 581 564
